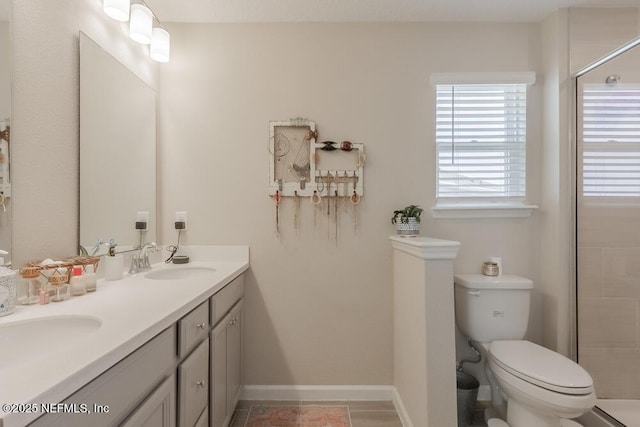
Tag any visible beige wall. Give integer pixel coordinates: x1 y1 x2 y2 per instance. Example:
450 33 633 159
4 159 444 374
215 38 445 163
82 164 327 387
11 0 159 266
569 7 640 75
539 9 573 357
0 20 8 119
159 22 542 386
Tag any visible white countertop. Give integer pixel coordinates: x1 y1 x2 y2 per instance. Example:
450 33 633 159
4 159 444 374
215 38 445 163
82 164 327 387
0 246 249 427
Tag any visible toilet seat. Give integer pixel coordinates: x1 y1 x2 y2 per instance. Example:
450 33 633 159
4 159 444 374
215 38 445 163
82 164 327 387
489 340 594 395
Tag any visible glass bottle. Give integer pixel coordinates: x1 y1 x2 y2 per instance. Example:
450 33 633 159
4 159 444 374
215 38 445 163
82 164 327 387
17 267 42 305
70 266 86 296
85 264 97 292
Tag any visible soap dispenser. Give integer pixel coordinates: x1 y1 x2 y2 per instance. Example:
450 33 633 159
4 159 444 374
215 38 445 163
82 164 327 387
0 250 16 316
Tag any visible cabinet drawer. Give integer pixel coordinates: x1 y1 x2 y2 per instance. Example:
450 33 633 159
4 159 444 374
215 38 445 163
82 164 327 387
211 274 244 326
179 301 210 358
178 338 209 427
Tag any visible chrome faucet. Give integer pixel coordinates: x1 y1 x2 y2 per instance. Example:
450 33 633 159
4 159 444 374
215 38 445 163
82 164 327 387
129 242 158 274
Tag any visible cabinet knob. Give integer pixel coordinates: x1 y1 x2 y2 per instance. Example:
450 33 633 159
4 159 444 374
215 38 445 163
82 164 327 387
196 380 207 387
196 322 207 329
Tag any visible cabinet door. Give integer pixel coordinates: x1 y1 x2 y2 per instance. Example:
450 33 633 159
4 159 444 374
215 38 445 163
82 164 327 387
226 301 243 415
121 374 176 427
210 319 228 427
178 338 209 427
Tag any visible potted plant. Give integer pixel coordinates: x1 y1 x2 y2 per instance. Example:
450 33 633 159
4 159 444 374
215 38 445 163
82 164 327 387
391 204 423 236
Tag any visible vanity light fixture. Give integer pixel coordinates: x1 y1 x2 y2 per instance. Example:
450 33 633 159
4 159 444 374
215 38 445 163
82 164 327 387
129 3 153 44
102 0 171 62
150 26 170 63
103 0 130 21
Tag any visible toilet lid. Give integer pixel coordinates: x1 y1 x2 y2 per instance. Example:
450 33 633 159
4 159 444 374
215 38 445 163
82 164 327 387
489 340 594 395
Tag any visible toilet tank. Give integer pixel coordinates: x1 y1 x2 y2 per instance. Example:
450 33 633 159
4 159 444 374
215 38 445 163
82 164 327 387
454 274 533 343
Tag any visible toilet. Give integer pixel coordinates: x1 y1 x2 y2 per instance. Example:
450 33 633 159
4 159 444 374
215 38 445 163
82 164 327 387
454 274 596 427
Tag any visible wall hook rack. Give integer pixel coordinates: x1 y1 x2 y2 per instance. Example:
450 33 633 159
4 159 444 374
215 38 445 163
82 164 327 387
268 119 365 198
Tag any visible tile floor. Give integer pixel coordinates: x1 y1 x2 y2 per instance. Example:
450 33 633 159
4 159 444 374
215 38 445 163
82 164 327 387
231 400 403 427
594 399 640 426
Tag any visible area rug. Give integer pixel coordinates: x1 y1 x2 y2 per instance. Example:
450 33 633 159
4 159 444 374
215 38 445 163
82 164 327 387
245 405 351 427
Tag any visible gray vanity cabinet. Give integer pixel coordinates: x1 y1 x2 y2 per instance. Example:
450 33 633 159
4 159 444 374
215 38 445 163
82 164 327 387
210 275 244 427
28 273 244 427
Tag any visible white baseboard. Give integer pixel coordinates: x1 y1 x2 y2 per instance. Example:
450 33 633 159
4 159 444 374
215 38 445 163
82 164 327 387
241 385 412 426
391 387 413 427
241 384 394 401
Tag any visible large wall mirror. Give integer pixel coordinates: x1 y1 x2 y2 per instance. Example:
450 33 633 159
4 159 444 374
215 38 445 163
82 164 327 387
0 0 10 264
79 32 156 255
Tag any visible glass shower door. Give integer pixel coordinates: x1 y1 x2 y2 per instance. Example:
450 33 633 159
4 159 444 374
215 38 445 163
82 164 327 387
576 49 640 426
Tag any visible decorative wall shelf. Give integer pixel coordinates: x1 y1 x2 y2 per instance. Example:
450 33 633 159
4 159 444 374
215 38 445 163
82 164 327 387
268 118 364 198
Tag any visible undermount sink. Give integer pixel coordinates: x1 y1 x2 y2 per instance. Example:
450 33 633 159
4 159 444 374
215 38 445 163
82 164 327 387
0 315 102 371
144 266 217 281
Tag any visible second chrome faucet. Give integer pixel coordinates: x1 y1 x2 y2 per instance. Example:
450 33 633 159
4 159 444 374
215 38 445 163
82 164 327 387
129 242 158 274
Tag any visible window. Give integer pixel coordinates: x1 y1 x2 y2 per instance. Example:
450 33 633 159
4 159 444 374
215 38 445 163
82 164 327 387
581 83 640 198
435 83 528 202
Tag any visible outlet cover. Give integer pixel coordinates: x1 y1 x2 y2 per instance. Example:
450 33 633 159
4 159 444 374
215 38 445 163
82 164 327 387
137 211 150 223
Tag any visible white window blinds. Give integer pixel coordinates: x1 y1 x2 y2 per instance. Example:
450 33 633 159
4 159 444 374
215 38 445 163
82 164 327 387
435 83 528 201
582 83 640 197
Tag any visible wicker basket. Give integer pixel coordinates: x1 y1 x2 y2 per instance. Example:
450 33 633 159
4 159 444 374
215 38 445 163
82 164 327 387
63 256 100 274
24 261 74 285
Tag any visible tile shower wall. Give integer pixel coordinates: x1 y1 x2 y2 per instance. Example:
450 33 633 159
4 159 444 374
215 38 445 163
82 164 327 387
578 206 640 398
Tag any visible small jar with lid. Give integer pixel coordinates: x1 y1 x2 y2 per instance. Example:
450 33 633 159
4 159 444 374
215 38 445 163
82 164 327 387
482 261 499 276
17 266 42 305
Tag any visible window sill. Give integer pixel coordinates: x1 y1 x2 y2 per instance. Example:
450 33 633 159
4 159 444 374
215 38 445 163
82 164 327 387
431 204 538 219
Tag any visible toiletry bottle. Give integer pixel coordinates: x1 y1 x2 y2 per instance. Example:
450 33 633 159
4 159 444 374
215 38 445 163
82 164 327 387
70 266 86 296
85 264 97 292
39 288 49 305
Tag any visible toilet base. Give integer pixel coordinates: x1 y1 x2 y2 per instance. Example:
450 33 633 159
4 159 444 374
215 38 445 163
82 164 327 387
486 413 584 427
507 398 565 427
485 405 507 423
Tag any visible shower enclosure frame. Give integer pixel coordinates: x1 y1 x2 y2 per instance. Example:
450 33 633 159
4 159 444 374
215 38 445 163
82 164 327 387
573 35 640 427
